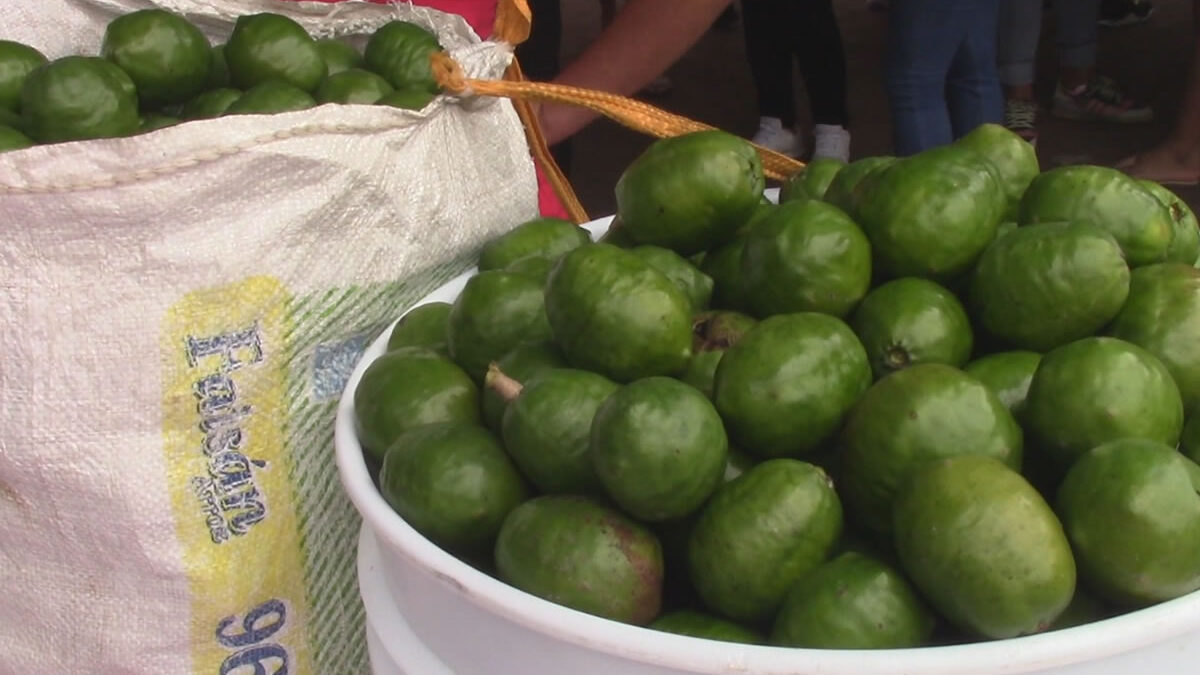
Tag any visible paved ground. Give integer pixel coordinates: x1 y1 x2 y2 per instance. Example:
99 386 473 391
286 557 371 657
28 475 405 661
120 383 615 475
552 0 1199 219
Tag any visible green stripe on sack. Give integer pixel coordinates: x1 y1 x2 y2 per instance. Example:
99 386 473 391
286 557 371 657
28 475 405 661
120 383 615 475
283 256 476 674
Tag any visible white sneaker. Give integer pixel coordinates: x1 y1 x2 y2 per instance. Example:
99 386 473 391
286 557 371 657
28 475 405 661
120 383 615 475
751 117 803 157
813 124 851 162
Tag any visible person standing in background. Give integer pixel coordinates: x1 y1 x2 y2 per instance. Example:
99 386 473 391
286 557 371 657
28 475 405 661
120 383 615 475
997 0 1152 147
883 0 1004 156
740 0 853 161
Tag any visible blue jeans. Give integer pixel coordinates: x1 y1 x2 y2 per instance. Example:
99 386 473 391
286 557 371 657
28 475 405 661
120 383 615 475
998 0 1099 86
885 0 1004 156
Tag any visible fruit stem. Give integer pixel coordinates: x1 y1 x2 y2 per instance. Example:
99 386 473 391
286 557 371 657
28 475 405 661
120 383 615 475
485 363 523 402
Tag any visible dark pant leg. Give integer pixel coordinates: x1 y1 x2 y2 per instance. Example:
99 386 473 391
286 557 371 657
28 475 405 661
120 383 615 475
791 0 850 127
741 0 798 127
947 0 1004 139
885 0 963 155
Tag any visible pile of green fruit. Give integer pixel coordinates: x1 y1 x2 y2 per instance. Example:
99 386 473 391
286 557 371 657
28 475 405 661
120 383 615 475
0 10 443 152
353 124 1200 649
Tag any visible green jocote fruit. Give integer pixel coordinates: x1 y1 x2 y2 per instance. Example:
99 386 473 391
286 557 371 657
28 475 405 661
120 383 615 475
700 233 750 312
315 37 363 77
0 124 32 152
479 342 566 431
740 199 873 319
590 376 728 522
650 610 763 644
856 144 1005 280
614 129 765 255
205 44 231 89
180 87 242 120
679 310 757 399
224 12 327 93
1109 263 1200 412
840 363 1023 534
376 88 436 110
364 20 443 93
20 56 140 143
379 422 527 557
780 157 846 203
495 495 664 625
822 155 895 221
0 40 48 112
352 347 479 462
629 245 714 312
969 221 1130 352
478 216 591 271
224 81 316 115
1024 336 1184 471
893 455 1076 639
544 243 693 382
446 270 552 381
387 301 451 355
963 351 1043 419
139 112 179 132
688 459 843 623
1056 439 1200 607
770 551 935 649
1139 180 1200 265
1018 165 1174 267
315 67 394 104
498 366 618 495
850 277 973 379
713 313 871 458
952 122 1039 221
101 9 212 108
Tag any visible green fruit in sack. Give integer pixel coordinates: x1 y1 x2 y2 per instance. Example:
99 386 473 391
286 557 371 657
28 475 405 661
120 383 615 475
364 20 443 93
688 459 843 623
970 221 1130 352
495 495 664 625
1139 180 1200 266
379 422 528 557
376 87 436 110
352 347 479 462
713 313 871 458
386 301 451 355
840 363 1023 534
139 112 179 132
446 270 552 381
21 56 140 142
591 376 728 522
614 129 765 255
102 9 212 108
225 81 316 115
963 351 1042 419
225 13 327 93
0 124 33 152
952 122 1039 221
893 455 1076 639
498 366 618 495
822 155 895 220
856 144 1005 280
315 37 363 77
544 243 693 382
1056 439 1200 606
205 44 231 89
478 216 591 271
180 87 242 119
480 342 566 431
770 551 935 649
740 199 872 319
651 610 763 644
850 277 973 379
629 245 714 312
679 310 757 399
1183 413 1200 465
1109 263 1200 411
1024 336 1184 471
0 40 47 112
1018 165 1174 267
315 68 394 104
780 157 845 203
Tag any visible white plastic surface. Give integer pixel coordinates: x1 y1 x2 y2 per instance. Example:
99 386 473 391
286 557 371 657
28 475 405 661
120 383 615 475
338 204 1200 675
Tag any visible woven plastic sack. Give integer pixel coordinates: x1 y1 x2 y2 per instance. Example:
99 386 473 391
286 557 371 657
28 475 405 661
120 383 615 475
0 1 542 673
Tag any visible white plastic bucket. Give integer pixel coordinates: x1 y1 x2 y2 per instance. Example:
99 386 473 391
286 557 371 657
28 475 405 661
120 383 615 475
336 210 1200 675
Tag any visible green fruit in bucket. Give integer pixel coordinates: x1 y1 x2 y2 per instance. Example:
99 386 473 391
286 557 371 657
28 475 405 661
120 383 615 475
953 122 1039 222
479 342 566 432
679 310 757 399
651 610 763 644
629 245 714 312
387 302 451 355
780 157 845 203
1139 179 1200 266
963 351 1042 419
850 277 973 380
446 270 552 381
478 216 591 271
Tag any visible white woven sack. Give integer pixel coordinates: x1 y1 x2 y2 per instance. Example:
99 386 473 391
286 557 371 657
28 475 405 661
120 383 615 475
0 1 541 673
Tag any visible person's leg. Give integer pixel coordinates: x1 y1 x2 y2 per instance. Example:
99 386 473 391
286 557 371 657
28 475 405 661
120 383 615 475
996 0 1043 142
885 0 960 155
741 0 803 155
792 0 852 160
517 0 573 173
947 0 1005 139
1051 0 1154 121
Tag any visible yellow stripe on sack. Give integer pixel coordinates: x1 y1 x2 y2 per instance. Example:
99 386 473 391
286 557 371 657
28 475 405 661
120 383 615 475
162 276 315 675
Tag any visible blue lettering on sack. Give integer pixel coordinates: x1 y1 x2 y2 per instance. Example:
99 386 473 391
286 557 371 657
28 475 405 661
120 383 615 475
215 598 290 675
186 324 270 544
311 333 369 401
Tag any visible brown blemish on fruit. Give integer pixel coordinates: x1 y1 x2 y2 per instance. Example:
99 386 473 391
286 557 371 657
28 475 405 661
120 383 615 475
605 512 663 625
